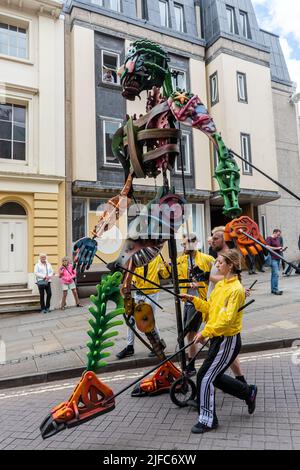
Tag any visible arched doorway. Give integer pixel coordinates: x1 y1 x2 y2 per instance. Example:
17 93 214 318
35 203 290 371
0 202 28 284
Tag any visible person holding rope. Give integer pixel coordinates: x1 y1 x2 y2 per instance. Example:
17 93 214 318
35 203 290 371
209 226 248 385
176 233 215 377
181 249 257 434
116 254 169 359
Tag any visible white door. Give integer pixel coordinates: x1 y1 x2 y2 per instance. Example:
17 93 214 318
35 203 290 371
0 218 27 284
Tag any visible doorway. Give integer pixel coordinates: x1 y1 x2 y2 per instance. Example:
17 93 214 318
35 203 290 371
0 202 27 284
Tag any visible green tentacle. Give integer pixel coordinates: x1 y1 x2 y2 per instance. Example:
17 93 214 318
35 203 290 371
86 271 125 372
213 132 242 218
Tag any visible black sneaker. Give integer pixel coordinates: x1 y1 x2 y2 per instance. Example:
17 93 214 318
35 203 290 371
246 385 258 414
148 351 156 357
272 290 283 295
116 347 134 359
236 375 247 384
191 421 218 434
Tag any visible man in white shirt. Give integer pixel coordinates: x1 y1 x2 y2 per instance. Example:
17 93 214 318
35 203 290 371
34 253 54 313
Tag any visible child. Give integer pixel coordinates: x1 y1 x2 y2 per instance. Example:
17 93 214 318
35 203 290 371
59 257 83 309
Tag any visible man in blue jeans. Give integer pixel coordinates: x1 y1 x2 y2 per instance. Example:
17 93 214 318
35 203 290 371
266 229 284 295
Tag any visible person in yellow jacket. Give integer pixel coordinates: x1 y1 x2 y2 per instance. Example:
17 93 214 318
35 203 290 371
181 249 258 434
116 254 169 359
176 233 215 377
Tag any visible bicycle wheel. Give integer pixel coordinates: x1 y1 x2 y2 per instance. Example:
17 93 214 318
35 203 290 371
169 376 197 407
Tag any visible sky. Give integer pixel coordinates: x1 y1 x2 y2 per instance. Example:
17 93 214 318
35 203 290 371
252 0 300 93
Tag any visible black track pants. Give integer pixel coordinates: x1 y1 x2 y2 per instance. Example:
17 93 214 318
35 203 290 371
196 334 250 427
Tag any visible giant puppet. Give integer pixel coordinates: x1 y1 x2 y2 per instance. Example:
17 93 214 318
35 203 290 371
40 40 271 438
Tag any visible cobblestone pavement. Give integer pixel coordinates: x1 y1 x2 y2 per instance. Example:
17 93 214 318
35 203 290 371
0 271 299 380
0 347 300 450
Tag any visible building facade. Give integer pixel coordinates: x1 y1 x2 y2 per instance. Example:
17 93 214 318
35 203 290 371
65 0 300 265
0 0 66 293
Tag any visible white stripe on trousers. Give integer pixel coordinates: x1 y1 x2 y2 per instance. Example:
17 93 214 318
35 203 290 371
127 292 160 346
198 335 238 427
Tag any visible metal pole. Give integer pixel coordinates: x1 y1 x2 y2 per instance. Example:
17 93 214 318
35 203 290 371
239 230 299 271
168 236 187 371
230 149 300 202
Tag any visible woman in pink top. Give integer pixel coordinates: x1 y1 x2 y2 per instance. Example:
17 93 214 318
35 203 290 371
59 257 83 309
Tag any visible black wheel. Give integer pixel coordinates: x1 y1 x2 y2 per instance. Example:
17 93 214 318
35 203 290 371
169 376 197 407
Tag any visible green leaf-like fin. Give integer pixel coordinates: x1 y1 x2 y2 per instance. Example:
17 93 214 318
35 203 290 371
86 271 124 371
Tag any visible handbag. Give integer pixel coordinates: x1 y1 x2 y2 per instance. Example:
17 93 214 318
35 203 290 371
37 279 49 286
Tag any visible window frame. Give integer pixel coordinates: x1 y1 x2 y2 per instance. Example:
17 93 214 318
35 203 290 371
72 198 88 243
170 67 187 92
237 72 248 103
91 0 104 6
174 3 185 33
174 131 191 175
101 49 120 86
260 214 267 240
0 102 27 163
159 0 170 28
0 19 28 61
210 72 219 106
141 0 149 20
102 117 123 167
240 133 252 175
226 5 237 35
239 10 251 39
213 144 218 171
108 0 121 12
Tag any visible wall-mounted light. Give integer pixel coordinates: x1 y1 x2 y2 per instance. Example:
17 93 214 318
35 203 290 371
289 92 300 104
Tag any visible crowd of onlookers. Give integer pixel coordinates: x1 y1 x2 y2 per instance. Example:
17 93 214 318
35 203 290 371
34 229 300 313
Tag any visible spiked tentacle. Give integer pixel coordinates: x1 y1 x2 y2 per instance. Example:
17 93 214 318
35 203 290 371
86 271 125 371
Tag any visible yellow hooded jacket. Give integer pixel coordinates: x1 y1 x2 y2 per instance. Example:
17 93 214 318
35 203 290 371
132 255 170 294
177 251 215 299
191 276 245 338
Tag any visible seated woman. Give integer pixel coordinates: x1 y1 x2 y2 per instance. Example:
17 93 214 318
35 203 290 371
181 249 257 434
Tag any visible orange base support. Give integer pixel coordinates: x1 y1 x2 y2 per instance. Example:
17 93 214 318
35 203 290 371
40 371 115 439
131 361 182 397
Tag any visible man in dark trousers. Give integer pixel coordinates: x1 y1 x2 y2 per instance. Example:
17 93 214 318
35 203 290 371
266 229 284 295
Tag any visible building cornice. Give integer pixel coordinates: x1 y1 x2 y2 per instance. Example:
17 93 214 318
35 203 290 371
0 82 39 95
72 180 211 200
271 78 294 91
206 32 269 55
210 189 280 206
0 172 65 183
71 18 206 61
205 37 270 69
66 3 206 57
0 0 63 18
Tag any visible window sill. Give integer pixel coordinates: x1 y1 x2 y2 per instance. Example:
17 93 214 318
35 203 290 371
102 163 122 169
174 171 192 177
0 53 33 66
0 158 27 165
98 81 122 91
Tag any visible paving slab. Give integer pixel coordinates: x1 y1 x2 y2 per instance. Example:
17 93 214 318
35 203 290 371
1 348 298 450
